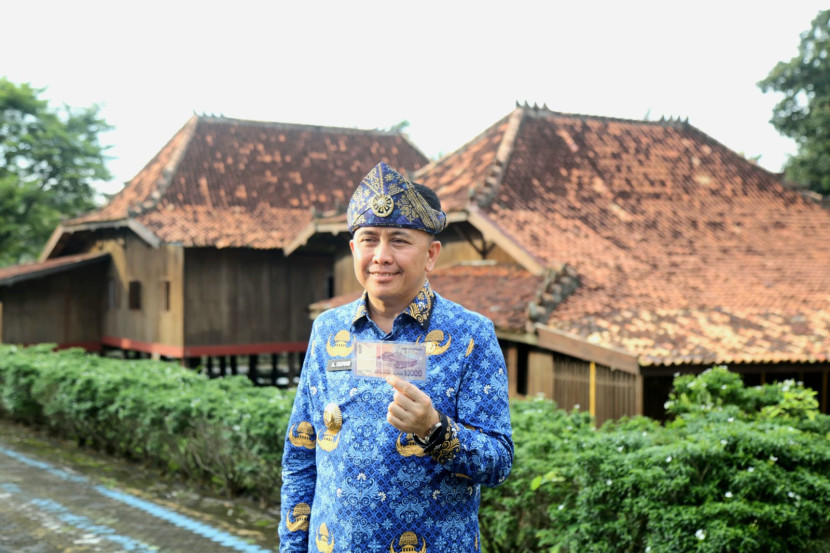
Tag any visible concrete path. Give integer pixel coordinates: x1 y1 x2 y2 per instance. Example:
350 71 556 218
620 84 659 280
0 443 276 553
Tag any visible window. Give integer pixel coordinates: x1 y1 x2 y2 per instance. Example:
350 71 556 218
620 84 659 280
128 280 142 310
160 280 170 312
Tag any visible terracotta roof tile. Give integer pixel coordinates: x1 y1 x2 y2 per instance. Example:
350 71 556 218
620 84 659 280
0 251 109 286
310 263 542 332
418 106 830 366
67 115 427 249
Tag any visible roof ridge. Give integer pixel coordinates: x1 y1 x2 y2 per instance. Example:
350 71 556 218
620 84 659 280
518 100 695 129
413 110 518 179
469 106 525 208
196 114 408 137
126 114 199 218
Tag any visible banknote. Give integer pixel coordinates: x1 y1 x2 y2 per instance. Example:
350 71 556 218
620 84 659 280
353 341 427 382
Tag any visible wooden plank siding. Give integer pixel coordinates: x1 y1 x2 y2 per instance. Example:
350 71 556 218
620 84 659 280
97 234 184 349
183 248 330 346
0 265 107 346
522 348 640 425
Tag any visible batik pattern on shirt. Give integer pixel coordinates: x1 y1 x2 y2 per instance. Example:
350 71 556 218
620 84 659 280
279 280 513 553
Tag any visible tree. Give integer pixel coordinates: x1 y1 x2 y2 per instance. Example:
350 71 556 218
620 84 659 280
0 78 111 266
758 10 830 195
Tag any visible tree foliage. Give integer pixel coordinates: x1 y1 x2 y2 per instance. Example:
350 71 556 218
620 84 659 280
758 10 830 195
0 78 111 266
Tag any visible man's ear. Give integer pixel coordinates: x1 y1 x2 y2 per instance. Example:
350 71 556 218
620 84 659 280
425 240 441 272
349 239 355 253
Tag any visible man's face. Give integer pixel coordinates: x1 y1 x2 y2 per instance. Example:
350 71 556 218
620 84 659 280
350 227 441 308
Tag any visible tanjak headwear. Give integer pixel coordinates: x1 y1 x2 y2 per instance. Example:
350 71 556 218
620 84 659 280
347 162 446 234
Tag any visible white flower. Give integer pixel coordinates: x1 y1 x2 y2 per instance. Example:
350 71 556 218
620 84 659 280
728 417 734 423
646 547 651 553
606 479 613 486
574 404 581 410
725 491 733 498
664 401 672 409
747 466 754 473
558 504 565 511
720 439 728 446
666 456 672 463
617 446 624 453
695 529 706 540
770 455 778 463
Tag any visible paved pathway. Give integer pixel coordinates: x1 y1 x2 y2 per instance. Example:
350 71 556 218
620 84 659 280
0 443 276 553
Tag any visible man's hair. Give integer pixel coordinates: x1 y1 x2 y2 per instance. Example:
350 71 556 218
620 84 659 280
413 183 442 212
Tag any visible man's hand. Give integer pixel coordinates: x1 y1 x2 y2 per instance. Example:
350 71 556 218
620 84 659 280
385 375 440 438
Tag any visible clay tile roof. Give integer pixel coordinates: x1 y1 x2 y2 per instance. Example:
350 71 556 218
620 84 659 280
67 115 427 250
0 251 109 286
310 263 543 333
417 105 830 366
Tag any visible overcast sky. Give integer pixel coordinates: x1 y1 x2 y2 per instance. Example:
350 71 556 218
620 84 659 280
3 1 825 196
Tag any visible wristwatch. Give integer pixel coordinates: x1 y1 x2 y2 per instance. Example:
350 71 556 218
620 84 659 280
413 420 442 447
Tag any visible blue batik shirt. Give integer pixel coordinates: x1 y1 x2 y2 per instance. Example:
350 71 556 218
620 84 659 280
279 280 513 553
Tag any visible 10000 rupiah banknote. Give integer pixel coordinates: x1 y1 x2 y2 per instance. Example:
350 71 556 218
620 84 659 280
353 341 427 382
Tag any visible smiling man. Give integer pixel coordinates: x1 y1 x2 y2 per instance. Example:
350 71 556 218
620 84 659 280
279 162 513 553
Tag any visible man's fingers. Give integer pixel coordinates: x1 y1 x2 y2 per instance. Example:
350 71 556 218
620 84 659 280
386 375 422 401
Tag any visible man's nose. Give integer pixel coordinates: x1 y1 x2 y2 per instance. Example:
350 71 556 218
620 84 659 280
372 240 393 263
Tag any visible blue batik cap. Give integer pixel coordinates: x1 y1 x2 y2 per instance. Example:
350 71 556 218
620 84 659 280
347 162 446 234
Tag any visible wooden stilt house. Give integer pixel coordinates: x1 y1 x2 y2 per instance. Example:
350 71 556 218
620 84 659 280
1 115 426 383
304 104 830 424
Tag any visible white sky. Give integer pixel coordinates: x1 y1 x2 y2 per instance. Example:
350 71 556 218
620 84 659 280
3 1 825 196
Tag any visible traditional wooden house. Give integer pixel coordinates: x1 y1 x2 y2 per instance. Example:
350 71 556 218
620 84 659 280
0 115 427 380
4 106 829 423
305 104 830 423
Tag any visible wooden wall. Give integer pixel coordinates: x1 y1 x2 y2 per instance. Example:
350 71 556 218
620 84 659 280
184 248 330 345
521 348 640 425
0 264 107 345
95 234 184 348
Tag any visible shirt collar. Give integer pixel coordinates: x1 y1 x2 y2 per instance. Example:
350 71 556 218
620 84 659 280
352 279 436 330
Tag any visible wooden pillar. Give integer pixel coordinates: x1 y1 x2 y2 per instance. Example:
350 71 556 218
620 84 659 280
505 345 518 398
271 353 279 387
219 356 227 377
206 355 214 377
248 354 258 385
230 355 238 376
589 361 597 418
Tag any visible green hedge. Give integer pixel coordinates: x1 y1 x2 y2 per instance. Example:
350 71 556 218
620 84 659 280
0 344 293 506
2 346 830 552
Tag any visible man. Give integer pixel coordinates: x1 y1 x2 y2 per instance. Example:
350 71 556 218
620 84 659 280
279 162 513 552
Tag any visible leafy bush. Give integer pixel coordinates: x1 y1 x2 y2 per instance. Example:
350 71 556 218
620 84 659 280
4 347 830 552
0 344 294 506
524 366 830 553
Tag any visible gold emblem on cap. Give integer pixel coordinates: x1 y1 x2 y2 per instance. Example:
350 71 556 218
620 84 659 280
371 193 394 217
